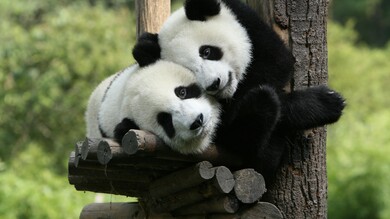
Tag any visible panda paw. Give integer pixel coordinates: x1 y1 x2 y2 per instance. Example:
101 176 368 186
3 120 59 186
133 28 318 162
132 32 161 67
315 86 346 124
239 85 281 128
286 85 346 129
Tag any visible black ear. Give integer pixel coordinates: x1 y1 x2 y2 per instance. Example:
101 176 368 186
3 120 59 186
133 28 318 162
185 0 221 21
132 32 161 67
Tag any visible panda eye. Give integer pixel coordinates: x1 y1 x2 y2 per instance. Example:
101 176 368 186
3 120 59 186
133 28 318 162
202 48 211 58
175 87 187 99
199 45 223 61
175 84 201 99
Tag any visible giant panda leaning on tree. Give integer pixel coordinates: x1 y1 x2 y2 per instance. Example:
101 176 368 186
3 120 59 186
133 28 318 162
133 0 345 182
85 60 221 154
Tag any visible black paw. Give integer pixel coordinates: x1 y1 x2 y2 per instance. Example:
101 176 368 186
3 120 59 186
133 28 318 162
279 85 345 130
132 32 161 67
317 86 346 124
239 85 281 129
114 118 140 143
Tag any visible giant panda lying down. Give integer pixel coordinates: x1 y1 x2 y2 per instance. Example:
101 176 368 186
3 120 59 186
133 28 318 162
85 60 220 154
133 0 346 181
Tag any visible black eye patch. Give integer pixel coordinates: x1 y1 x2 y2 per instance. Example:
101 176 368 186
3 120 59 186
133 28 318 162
199 45 223 60
174 83 202 99
157 112 175 139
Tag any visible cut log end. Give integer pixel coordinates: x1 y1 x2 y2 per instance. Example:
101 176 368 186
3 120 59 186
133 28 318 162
233 169 266 204
214 166 235 194
97 139 113 164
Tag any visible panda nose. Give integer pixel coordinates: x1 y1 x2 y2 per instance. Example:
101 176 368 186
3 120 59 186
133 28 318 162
206 78 221 92
190 113 204 130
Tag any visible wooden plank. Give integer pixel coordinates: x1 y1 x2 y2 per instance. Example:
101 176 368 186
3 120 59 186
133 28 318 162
122 129 243 167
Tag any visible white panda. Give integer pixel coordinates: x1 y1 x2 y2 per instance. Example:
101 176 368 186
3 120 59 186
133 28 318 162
85 60 220 154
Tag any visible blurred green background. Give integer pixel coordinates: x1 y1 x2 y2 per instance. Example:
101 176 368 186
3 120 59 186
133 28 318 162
0 0 389 218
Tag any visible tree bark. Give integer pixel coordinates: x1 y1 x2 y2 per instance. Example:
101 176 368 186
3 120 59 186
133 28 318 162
135 0 170 38
246 0 329 218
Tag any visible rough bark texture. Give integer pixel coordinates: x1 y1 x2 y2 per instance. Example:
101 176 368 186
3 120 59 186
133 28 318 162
135 0 170 37
246 0 329 218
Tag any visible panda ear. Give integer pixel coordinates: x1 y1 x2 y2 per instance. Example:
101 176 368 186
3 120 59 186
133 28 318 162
185 0 221 21
132 32 161 67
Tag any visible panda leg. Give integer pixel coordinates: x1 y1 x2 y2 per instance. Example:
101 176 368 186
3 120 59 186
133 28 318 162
113 118 140 143
278 85 346 131
219 85 281 159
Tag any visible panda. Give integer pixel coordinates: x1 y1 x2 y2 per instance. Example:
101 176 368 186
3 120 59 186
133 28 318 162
85 60 220 154
132 0 345 181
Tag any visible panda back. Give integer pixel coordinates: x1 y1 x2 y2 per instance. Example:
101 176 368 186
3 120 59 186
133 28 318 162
97 65 139 138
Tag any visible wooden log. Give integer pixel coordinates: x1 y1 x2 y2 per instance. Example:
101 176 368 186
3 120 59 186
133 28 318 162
149 161 215 198
213 166 235 194
122 129 171 155
233 169 266 204
68 166 159 184
80 202 145 219
240 202 283 219
80 137 114 164
135 0 170 37
208 214 240 219
172 195 239 216
73 179 148 197
75 141 83 156
122 129 243 167
109 156 190 172
180 202 282 219
72 145 190 172
152 166 235 213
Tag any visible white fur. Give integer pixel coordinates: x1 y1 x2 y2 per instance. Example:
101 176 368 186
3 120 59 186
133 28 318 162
85 61 220 154
158 2 252 98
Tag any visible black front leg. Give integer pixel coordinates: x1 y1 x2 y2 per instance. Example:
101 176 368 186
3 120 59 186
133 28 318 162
217 85 281 159
113 118 140 143
279 85 346 131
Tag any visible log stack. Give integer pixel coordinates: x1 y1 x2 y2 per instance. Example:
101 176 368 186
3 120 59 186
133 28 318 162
69 130 282 218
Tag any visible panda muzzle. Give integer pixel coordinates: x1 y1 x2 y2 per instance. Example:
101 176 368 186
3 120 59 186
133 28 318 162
190 113 204 130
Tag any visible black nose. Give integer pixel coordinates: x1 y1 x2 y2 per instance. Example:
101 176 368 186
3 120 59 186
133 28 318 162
206 78 220 92
190 114 204 130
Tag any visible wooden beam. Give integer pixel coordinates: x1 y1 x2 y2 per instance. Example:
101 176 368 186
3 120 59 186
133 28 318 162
80 202 144 219
149 161 215 198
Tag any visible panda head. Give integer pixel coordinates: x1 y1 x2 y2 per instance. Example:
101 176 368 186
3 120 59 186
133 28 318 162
127 61 220 154
133 0 252 99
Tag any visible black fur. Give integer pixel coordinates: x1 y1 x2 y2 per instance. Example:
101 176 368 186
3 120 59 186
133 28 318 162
216 0 344 182
113 118 140 143
157 112 175 138
175 84 202 99
185 0 221 21
132 32 160 67
199 45 223 60
132 0 345 184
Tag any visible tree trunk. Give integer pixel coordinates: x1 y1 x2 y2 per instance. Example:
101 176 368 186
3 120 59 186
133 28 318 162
135 0 170 38
246 0 329 218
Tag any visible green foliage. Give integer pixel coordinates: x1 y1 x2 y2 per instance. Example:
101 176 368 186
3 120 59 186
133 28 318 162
0 0 136 171
0 0 136 218
330 0 390 46
0 144 134 219
327 22 390 219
